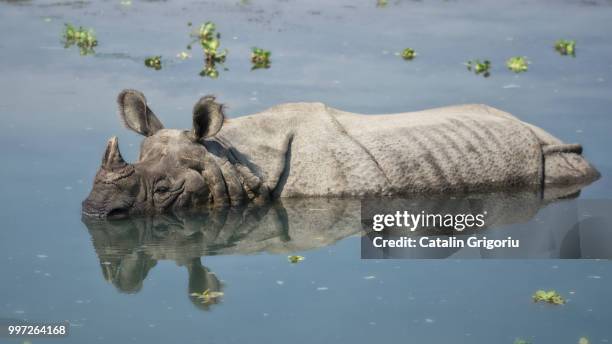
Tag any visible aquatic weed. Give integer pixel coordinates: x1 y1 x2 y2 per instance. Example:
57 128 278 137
555 39 576 56
466 59 491 77
190 21 228 78
62 23 97 55
190 289 224 304
144 56 162 70
251 47 271 69
288 255 305 264
532 289 565 305
506 56 529 73
401 48 416 60
177 51 191 60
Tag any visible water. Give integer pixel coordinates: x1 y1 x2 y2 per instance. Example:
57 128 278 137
1 0 612 342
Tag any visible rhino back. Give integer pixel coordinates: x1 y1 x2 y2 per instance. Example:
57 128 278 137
220 103 544 197
219 103 546 197
332 104 544 194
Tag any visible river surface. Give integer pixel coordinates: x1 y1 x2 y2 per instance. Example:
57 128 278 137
1 0 612 343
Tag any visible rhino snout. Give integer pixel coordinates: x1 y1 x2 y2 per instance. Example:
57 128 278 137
82 181 137 219
82 198 132 219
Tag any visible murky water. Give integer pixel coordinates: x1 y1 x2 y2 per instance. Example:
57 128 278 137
1 0 612 343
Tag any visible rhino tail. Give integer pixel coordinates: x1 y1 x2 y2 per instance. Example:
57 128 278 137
543 143 600 199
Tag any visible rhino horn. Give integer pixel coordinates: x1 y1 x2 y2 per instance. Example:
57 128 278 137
102 136 128 170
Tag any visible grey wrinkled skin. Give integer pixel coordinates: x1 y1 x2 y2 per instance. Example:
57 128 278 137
82 89 600 218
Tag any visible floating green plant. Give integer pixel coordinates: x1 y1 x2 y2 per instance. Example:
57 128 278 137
190 21 228 78
506 56 529 73
62 23 97 55
177 51 191 60
578 337 590 344
466 59 491 77
532 289 565 305
288 255 305 264
200 65 220 78
376 0 388 7
190 289 224 304
251 47 271 69
555 39 576 56
514 339 531 344
144 56 162 70
401 48 416 60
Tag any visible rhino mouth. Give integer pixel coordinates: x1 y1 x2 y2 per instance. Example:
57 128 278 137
82 205 131 219
106 207 130 219
82 208 110 219
81 198 135 219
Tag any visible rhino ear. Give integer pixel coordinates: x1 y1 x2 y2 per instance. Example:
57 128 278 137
102 136 128 170
192 95 225 140
117 89 164 137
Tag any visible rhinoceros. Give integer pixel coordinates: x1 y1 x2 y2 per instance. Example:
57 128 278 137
82 89 599 218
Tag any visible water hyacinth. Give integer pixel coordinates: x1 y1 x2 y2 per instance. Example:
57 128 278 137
190 21 228 78
532 289 565 305
176 51 191 60
63 23 98 55
200 65 220 78
555 39 576 56
251 47 271 69
144 56 162 70
190 289 224 304
506 56 529 73
466 59 491 77
198 22 227 63
401 48 416 60
465 60 491 78
288 255 305 264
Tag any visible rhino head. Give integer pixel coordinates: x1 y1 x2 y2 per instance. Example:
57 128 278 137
82 90 268 218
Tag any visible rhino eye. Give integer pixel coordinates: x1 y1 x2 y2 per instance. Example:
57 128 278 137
155 185 169 193
154 180 170 193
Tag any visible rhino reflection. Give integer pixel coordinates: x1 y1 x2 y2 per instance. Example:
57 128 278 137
83 199 362 309
83 192 612 307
